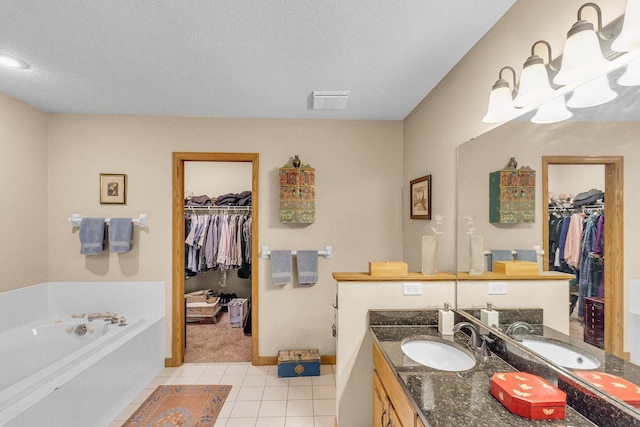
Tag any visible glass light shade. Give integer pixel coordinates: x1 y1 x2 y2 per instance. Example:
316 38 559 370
567 75 617 108
482 79 518 123
513 55 555 108
553 21 610 86
0 55 29 69
618 59 640 86
611 0 640 52
531 95 572 124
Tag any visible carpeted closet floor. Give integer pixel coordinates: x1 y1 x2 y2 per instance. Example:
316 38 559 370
185 311 252 363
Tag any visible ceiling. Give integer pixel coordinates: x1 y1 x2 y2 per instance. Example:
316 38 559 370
0 1 516 120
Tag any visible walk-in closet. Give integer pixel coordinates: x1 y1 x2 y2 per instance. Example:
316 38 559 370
547 164 605 348
183 161 253 363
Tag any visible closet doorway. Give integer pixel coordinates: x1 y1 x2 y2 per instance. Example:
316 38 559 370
170 152 259 367
542 156 624 358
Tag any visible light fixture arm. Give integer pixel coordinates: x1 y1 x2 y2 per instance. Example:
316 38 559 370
577 2 614 40
530 40 558 72
498 66 518 97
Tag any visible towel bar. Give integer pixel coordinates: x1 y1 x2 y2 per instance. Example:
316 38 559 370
261 245 332 259
68 213 148 228
482 249 544 256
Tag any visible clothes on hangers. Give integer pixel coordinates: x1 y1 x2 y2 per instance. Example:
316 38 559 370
185 212 252 278
548 200 605 318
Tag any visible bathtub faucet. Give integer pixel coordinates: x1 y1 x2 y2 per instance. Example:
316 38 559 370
88 312 118 323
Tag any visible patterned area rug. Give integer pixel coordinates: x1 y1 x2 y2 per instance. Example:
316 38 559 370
122 385 231 426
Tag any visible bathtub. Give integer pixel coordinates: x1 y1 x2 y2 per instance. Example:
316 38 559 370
1 316 144 411
1 313 164 426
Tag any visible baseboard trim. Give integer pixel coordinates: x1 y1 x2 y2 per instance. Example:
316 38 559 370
168 355 337 367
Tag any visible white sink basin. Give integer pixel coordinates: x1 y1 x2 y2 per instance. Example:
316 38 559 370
518 338 601 369
401 337 476 372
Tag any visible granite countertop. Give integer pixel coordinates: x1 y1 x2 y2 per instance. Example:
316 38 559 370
370 323 596 426
463 308 640 401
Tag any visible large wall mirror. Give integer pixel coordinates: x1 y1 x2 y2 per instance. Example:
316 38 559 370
456 64 640 414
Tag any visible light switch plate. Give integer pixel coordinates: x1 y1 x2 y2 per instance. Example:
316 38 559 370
403 282 422 296
488 282 507 295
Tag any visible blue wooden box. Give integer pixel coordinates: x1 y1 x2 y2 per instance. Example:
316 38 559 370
277 349 321 377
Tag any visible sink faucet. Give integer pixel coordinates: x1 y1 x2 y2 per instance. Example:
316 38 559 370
506 321 535 341
88 312 118 323
453 321 494 357
453 322 481 350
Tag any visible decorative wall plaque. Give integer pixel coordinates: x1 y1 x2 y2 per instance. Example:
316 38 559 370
279 155 315 223
489 159 535 224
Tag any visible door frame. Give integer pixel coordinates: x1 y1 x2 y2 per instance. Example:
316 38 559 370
542 155 625 358
168 152 259 366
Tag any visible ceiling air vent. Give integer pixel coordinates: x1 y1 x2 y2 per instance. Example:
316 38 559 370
312 91 349 110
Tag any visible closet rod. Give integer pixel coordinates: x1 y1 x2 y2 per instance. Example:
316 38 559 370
185 205 251 212
68 213 148 228
260 245 333 259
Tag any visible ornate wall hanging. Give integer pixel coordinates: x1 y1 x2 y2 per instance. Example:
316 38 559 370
489 158 535 224
279 155 315 223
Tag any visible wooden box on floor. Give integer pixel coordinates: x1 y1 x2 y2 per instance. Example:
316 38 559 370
277 349 321 377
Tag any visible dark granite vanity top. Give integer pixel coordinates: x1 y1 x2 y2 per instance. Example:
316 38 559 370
370 311 596 426
462 307 640 423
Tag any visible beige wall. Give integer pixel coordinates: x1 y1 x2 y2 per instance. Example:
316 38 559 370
44 114 403 357
0 93 48 292
402 0 626 273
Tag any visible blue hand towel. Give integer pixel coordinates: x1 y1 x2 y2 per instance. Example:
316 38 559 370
79 218 106 255
271 250 292 285
515 249 538 262
109 218 133 253
489 250 514 272
296 250 318 285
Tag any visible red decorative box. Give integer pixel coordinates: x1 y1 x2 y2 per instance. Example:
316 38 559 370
571 371 640 409
491 372 566 420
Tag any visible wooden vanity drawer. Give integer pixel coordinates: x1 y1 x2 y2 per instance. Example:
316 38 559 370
584 297 604 349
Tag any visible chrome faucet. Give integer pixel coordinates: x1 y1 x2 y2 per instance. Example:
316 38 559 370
453 321 494 357
88 312 118 323
453 322 481 350
506 321 535 341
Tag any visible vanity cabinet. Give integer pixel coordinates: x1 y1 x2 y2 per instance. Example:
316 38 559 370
373 341 426 427
333 272 455 426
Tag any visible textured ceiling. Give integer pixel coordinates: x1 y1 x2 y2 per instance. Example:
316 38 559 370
0 1 516 120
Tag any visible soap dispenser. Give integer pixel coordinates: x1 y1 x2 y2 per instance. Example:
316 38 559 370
438 302 454 336
480 302 500 330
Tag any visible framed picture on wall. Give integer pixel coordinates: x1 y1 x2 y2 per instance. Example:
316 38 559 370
100 173 127 204
410 174 431 219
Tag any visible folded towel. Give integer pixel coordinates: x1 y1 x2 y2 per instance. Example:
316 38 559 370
296 250 318 285
515 249 538 262
109 218 133 253
488 250 514 272
271 250 292 285
79 218 106 255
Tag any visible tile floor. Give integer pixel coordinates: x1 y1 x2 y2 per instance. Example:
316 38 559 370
109 363 336 427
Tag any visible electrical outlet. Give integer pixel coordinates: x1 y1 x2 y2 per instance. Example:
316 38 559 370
403 282 422 296
488 282 507 295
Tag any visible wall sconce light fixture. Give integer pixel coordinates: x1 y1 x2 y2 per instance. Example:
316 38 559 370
612 0 640 52
567 74 618 108
483 1 640 125
553 3 611 86
482 66 518 123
